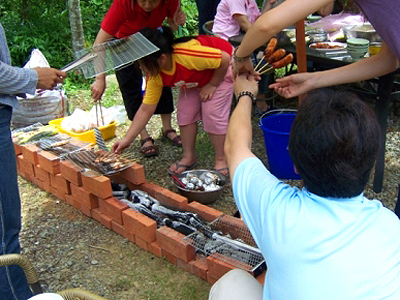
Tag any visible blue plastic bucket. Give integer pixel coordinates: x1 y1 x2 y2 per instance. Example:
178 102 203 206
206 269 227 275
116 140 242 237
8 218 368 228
259 109 300 180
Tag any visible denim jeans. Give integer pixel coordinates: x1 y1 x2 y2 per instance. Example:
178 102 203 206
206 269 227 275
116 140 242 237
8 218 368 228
0 105 33 300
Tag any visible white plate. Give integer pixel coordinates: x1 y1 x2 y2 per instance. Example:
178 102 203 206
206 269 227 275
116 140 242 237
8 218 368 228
309 42 347 51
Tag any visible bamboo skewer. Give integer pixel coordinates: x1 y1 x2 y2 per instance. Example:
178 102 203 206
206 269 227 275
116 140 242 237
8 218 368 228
259 66 274 75
254 55 266 71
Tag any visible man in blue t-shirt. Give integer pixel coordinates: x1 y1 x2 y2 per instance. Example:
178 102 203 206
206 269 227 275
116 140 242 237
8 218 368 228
209 73 400 300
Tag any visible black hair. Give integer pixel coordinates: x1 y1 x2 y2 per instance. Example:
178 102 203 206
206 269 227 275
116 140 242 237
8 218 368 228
138 26 197 76
288 88 380 198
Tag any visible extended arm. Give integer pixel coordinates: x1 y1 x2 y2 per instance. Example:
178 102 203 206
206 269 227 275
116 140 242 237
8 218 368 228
270 42 399 98
91 29 114 101
224 73 258 180
234 14 252 33
233 0 333 75
112 103 157 154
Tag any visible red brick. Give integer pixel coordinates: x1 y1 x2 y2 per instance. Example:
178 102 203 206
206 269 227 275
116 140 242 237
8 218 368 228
122 209 140 235
50 186 58 197
177 258 192 273
80 205 92 217
91 208 103 223
161 249 177 265
206 255 237 279
135 236 149 251
207 272 220 285
187 202 223 223
60 160 82 186
55 188 67 202
23 172 34 182
31 177 44 190
65 194 75 206
156 226 195 263
81 175 112 199
190 256 208 280
17 155 35 177
127 181 162 198
111 220 124 236
116 163 146 185
37 151 60 174
72 199 82 210
256 271 266 285
123 228 135 243
70 184 99 209
50 174 71 194
100 214 113 229
133 212 157 243
148 242 162 258
102 197 129 225
41 181 51 193
21 144 39 165
14 143 22 155
34 165 51 184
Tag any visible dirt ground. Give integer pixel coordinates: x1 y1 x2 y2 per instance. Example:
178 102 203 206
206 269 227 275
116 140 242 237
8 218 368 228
17 83 400 299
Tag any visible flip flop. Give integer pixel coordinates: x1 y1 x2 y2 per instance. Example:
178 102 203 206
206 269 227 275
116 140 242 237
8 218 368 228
140 137 158 157
162 129 182 147
167 160 197 176
213 167 229 177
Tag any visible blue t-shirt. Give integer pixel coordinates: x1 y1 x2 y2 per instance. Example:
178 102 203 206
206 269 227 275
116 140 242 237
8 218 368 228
233 157 400 300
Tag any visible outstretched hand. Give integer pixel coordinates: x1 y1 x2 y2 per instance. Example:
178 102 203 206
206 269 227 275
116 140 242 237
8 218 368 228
269 72 316 98
234 72 259 97
112 138 131 154
34 67 66 90
232 58 261 80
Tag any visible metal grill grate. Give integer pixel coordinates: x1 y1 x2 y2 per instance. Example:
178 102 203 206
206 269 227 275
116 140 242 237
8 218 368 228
37 134 91 158
63 149 135 177
183 215 265 273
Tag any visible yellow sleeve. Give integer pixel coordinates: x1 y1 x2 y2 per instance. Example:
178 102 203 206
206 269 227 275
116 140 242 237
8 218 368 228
142 75 163 105
174 40 222 71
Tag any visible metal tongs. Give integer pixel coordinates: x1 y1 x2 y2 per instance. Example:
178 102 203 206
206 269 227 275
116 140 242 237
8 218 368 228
95 99 105 127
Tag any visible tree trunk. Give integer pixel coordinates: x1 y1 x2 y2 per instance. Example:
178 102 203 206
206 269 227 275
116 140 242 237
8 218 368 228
68 0 85 59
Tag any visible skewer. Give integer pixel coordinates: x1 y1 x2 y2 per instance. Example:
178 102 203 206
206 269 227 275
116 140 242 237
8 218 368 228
259 66 274 75
257 62 273 74
254 55 266 72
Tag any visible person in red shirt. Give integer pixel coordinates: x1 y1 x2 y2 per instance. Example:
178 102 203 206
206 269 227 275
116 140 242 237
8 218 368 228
112 26 234 176
91 0 186 157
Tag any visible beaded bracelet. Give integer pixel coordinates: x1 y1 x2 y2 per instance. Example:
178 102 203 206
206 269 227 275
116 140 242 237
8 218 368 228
236 91 256 103
233 47 250 62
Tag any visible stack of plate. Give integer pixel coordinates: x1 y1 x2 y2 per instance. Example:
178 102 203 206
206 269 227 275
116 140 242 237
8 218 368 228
346 38 370 61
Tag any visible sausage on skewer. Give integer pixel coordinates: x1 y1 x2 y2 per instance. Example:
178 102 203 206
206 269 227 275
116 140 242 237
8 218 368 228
271 53 294 69
268 48 286 64
264 37 278 58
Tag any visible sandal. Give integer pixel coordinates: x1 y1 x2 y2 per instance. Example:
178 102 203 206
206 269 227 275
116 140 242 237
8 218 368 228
214 167 229 177
167 160 197 176
162 129 182 147
140 137 159 157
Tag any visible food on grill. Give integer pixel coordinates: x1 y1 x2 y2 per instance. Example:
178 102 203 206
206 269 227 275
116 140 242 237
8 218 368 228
49 139 69 148
272 53 294 69
310 42 343 49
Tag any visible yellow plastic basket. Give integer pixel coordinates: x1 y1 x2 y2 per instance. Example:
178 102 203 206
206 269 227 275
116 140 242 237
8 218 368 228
49 118 116 145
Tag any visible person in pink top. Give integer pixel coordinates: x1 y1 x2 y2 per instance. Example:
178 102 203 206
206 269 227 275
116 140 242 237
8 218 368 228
212 0 262 41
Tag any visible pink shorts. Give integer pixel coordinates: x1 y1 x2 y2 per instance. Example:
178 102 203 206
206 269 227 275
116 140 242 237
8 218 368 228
176 64 234 135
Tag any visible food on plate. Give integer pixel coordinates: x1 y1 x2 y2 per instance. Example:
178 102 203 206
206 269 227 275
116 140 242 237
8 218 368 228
272 53 294 69
310 42 343 49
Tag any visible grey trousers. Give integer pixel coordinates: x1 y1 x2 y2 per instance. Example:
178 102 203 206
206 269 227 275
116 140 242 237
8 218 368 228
209 269 263 300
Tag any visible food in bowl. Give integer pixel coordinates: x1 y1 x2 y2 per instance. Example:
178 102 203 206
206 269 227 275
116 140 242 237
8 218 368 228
173 170 227 204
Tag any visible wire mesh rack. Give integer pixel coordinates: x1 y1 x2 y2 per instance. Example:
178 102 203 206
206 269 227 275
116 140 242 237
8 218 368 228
183 215 266 274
